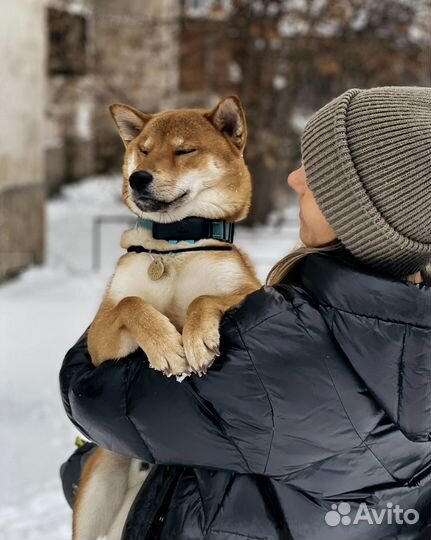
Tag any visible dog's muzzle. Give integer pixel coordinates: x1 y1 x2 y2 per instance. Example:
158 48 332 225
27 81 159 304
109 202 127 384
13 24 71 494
129 170 189 212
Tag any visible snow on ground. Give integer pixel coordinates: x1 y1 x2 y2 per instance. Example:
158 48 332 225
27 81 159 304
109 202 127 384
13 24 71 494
0 175 300 540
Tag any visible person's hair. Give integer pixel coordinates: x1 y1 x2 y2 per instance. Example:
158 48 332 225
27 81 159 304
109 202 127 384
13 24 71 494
266 238 431 287
266 238 344 286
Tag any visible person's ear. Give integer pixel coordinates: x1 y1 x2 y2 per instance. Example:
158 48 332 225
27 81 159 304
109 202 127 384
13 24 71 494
109 104 152 147
205 96 247 153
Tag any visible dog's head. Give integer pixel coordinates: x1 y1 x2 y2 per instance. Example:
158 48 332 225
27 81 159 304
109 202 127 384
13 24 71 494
109 96 251 223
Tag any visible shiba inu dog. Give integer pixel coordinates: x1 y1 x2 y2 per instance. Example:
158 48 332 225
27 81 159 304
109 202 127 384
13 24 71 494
73 96 261 540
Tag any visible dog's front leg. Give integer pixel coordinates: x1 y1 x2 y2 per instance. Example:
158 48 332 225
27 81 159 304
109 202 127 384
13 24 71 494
183 291 254 376
88 296 187 375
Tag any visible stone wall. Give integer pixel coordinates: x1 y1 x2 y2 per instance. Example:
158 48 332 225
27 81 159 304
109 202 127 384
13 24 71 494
44 0 181 181
0 185 45 280
92 0 180 171
45 0 95 193
0 0 46 281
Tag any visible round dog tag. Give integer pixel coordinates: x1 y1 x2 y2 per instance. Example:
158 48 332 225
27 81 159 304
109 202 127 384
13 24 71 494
148 259 165 280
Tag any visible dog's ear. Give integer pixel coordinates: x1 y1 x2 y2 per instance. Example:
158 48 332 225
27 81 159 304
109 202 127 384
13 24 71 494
109 104 152 146
206 96 247 153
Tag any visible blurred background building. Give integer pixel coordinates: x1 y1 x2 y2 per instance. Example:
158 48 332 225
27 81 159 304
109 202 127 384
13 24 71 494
1 0 430 281
0 0 46 279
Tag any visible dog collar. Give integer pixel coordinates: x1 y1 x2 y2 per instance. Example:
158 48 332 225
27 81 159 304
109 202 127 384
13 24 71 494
127 245 233 255
136 217 235 244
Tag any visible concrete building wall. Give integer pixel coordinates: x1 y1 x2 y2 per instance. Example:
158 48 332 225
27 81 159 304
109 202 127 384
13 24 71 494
0 0 46 280
45 0 95 193
44 0 181 183
92 0 180 171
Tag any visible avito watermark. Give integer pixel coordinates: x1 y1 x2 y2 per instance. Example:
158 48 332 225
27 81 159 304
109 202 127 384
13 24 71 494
325 502 419 527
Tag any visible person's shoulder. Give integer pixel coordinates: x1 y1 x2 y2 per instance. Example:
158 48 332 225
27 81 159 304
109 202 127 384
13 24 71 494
221 282 313 336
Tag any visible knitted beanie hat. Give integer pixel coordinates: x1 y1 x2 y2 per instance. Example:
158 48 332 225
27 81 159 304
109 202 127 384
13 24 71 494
301 86 431 279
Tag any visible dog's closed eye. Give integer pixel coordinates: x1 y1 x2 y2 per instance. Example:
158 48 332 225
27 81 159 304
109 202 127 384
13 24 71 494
175 149 197 156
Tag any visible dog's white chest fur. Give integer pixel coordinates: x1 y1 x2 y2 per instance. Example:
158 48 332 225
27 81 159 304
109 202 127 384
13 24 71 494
109 247 246 328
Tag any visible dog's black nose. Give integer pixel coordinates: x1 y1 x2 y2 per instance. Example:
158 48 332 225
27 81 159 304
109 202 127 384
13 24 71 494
129 171 154 193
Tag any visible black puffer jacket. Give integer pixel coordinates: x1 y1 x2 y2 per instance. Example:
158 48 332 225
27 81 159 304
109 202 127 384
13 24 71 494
60 249 431 540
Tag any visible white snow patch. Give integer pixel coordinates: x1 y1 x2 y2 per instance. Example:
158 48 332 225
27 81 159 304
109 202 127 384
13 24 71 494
278 15 309 38
273 74 287 90
228 61 242 84
291 109 313 134
185 0 232 18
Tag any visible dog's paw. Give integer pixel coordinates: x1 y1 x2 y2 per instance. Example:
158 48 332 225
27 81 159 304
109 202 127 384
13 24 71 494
182 314 221 376
135 320 188 377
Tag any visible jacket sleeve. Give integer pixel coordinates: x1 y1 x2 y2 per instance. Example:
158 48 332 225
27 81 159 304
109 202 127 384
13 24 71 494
59 291 283 474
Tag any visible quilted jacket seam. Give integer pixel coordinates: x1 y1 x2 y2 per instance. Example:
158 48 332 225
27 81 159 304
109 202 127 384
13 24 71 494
396 328 407 425
225 308 290 335
182 381 251 472
321 315 399 484
232 319 275 475
226 299 308 336
315 301 431 329
208 529 271 539
123 360 155 462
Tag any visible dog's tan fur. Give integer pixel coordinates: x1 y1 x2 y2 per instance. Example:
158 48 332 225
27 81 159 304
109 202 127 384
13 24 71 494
73 449 151 540
73 96 260 540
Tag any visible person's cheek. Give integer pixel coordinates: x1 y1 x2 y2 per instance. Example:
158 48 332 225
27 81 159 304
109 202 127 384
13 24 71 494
301 196 313 224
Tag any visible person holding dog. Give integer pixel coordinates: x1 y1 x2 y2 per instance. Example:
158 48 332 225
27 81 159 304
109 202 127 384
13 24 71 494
60 86 431 540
